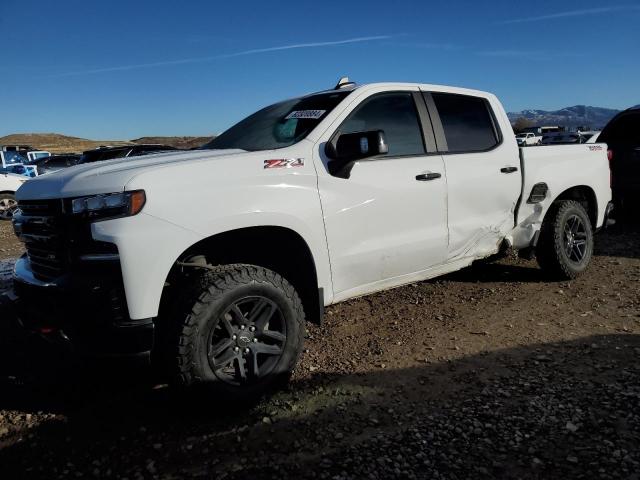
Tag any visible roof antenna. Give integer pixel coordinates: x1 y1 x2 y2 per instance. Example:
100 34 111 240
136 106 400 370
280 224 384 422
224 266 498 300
334 76 356 89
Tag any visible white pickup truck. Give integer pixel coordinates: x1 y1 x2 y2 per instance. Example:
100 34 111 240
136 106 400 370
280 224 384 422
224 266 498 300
10 80 612 398
515 132 542 146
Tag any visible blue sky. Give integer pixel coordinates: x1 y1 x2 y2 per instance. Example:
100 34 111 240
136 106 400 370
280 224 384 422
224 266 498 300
1 0 639 139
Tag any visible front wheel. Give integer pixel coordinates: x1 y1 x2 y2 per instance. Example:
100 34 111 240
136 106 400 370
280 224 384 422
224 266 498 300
536 200 594 279
0 193 17 220
170 264 305 400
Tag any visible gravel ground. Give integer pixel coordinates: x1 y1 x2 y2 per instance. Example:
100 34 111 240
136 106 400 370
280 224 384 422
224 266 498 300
0 220 638 479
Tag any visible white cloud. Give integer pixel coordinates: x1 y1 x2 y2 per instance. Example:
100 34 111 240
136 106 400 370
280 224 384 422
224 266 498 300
53 35 394 77
497 5 640 24
478 49 586 60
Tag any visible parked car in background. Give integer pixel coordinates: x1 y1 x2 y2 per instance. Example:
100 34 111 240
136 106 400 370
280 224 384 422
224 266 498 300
1 145 32 152
0 151 46 178
35 154 81 175
0 169 27 219
597 106 640 210
0 150 28 170
541 132 591 145
515 132 541 146
584 131 601 143
79 144 178 164
0 151 33 177
26 151 50 163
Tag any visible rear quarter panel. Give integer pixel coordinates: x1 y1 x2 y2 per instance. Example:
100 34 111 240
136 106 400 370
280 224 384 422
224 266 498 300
510 143 611 248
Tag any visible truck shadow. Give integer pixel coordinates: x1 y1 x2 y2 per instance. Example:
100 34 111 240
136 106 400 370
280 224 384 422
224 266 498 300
0 333 638 479
444 260 547 284
595 219 640 260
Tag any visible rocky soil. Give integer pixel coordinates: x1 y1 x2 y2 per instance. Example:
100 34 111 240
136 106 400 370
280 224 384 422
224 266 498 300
0 220 638 479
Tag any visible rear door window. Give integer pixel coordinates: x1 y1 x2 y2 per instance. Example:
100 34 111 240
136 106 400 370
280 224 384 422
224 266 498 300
430 93 500 153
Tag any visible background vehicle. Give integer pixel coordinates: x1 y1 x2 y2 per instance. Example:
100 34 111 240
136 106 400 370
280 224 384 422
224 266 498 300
0 151 38 177
541 132 591 145
0 150 28 170
597 106 640 211
79 144 177 164
26 151 50 163
585 131 601 143
10 81 612 400
0 170 27 219
34 154 81 175
1 145 33 152
515 132 541 146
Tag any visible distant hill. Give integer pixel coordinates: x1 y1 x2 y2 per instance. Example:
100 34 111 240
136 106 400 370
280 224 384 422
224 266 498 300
0 133 214 153
131 136 213 149
0 133 131 154
507 105 621 129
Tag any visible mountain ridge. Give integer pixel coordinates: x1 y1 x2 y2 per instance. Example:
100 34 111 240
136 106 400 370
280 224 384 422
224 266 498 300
0 133 213 153
507 105 621 129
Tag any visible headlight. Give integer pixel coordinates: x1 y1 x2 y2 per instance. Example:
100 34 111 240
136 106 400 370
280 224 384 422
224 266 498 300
71 190 146 219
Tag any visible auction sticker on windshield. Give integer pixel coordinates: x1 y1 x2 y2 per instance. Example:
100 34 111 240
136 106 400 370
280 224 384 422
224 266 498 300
285 110 326 120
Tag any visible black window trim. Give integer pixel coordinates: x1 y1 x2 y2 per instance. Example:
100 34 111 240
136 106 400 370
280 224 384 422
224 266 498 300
328 90 440 163
422 91 503 155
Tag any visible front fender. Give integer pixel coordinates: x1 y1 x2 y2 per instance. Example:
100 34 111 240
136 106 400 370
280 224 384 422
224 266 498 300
92 213 203 320
93 211 332 320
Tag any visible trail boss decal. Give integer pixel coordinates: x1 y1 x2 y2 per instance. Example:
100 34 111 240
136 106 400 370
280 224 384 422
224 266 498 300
285 110 326 120
263 158 305 169
588 145 603 151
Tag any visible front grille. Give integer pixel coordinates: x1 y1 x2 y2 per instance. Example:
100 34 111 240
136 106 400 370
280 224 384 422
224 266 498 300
16 200 67 281
18 199 63 217
16 199 119 282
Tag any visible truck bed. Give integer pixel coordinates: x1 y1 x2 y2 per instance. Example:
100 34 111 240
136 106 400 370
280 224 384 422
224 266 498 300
509 143 611 249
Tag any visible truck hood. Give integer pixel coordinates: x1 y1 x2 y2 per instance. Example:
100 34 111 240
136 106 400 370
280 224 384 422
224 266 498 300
16 149 247 200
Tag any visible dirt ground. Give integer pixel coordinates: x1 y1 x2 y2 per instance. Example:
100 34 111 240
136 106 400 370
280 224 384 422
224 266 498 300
0 220 638 479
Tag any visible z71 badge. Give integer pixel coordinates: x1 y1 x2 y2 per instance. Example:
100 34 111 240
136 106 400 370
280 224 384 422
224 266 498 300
263 158 304 169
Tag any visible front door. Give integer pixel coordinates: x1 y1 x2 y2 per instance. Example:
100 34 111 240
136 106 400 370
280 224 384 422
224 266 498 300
315 90 449 299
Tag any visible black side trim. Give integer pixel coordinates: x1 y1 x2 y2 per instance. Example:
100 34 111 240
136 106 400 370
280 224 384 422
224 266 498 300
422 92 448 152
412 91 438 153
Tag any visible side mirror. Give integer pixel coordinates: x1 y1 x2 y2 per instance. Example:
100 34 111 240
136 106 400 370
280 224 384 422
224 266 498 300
326 130 388 161
325 130 388 177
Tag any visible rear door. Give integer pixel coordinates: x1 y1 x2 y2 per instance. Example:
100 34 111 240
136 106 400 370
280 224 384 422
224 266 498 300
422 91 521 259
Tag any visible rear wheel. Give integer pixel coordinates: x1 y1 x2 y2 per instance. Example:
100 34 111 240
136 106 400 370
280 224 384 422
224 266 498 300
0 193 17 220
170 264 305 400
536 200 593 279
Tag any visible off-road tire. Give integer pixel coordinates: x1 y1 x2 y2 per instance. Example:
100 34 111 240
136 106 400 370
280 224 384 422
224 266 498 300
536 200 593 279
170 264 305 401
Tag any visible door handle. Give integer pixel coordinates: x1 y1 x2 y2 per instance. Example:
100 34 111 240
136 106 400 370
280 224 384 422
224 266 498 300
415 172 441 181
500 166 518 174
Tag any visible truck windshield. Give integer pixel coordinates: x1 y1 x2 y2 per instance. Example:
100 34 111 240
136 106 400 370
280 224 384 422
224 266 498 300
203 91 351 151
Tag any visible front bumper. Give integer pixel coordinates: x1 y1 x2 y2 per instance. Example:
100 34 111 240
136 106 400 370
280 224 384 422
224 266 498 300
11 255 154 358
